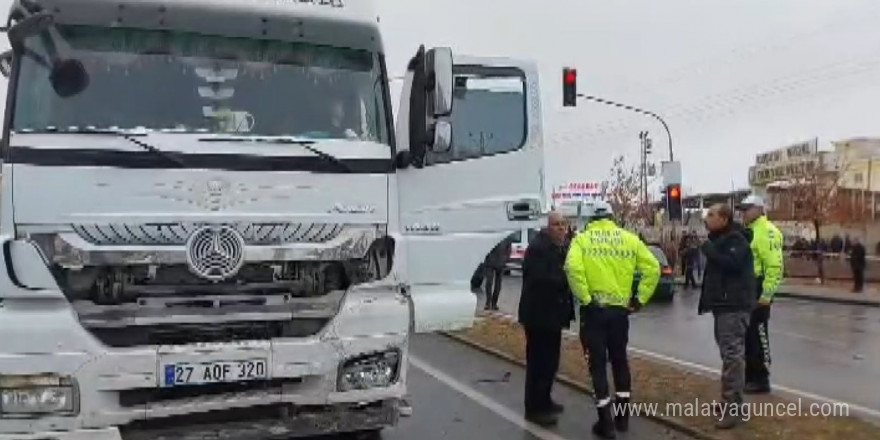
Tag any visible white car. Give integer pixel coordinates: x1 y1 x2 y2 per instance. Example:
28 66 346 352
505 227 539 273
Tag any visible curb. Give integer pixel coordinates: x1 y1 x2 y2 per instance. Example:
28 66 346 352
439 331 721 440
775 292 880 308
673 281 880 308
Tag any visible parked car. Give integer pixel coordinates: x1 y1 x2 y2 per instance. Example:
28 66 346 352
470 228 537 287
505 227 539 274
633 244 676 302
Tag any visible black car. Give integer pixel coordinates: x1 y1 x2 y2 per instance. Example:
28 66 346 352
632 245 675 302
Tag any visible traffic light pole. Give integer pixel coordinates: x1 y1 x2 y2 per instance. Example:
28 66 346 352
577 94 674 162
644 138 650 207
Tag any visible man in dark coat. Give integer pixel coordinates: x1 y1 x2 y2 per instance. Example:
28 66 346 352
517 211 574 426
699 204 756 430
483 234 513 310
850 238 866 293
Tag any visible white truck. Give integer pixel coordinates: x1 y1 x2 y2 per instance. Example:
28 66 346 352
0 0 545 438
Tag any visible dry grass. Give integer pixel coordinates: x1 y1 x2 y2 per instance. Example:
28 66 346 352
453 315 878 440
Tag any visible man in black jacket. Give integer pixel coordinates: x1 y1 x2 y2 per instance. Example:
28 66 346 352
518 211 574 426
850 238 866 293
699 204 756 430
484 234 514 310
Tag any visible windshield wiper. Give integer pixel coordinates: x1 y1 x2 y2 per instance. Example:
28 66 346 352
18 127 186 167
198 135 352 173
123 136 187 168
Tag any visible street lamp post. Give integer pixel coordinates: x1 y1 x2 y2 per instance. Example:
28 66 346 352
577 94 674 162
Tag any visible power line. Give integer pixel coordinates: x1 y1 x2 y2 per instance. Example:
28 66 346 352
548 48 880 146
552 20 880 143
614 4 880 101
576 94 674 161
575 51 880 138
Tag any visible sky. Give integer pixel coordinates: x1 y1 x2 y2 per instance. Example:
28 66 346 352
4 0 880 197
376 0 880 196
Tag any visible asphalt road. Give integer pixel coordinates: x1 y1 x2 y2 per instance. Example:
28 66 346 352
373 334 691 440
490 276 880 417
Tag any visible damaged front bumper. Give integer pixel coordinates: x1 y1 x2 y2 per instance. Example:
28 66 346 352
0 400 398 440
123 399 399 440
0 283 412 440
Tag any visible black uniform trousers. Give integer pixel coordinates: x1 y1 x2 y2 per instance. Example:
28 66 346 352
524 326 562 413
745 279 771 386
579 305 631 404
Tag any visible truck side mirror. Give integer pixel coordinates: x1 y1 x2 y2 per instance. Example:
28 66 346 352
50 58 89 98
405 45 455 168
429 120 452 153
407 46 428 168
426 47 453 117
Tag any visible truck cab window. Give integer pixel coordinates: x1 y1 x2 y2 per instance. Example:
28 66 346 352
10 25 391 145
426 66 527 165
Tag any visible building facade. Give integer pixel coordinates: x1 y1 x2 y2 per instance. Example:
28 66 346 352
748 138 826 195
748 137 880 222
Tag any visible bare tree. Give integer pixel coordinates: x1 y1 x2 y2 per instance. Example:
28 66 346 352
601 155 646 228
777 153 857 282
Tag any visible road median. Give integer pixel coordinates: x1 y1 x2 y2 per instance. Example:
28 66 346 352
673 280 880 307
444 314 877 440
772 289 880 307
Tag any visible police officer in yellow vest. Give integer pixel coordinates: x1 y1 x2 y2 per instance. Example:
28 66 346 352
737 195 784 394
564 201 660 439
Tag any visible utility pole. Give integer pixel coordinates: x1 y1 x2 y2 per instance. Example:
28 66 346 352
642 137 653 207
639 131 652 208
639 132 646 206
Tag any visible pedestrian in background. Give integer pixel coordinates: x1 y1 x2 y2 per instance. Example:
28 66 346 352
695 235 706 281
737 195 783 394
565 201 660 439
483 234 513 311
699 204 755 429
518 211 574 426
683 233 700 289
850 238 866 293
678 233 690 277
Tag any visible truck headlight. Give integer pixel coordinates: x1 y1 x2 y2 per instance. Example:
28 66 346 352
337 350 400 392
0 375 77 415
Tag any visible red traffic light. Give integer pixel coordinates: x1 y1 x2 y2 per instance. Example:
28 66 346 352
668 186 680 198
563 68 577 107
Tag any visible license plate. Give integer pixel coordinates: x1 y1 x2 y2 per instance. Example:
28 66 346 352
162 359 268 387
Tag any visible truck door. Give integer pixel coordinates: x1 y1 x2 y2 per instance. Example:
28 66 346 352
395 52 544 333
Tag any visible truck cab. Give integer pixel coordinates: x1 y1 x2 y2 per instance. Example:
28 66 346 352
0 0 544 438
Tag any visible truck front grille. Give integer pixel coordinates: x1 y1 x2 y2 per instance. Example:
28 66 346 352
72 222 345 246
90 319 328 347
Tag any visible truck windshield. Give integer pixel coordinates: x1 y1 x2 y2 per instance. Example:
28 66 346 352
11 25 391 144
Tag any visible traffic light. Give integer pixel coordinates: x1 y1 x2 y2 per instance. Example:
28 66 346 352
666 184 682 221
563 67 577 107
